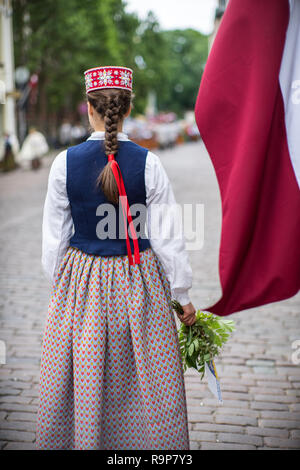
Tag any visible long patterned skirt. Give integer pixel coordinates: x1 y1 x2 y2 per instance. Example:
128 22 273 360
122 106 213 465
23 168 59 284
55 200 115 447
36 246 189 450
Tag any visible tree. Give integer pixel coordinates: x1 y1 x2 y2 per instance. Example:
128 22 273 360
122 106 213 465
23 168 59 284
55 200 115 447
159 29 208 115
12 0 135 130
12 1 208 134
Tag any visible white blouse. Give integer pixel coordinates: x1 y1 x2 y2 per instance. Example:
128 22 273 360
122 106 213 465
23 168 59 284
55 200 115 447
42 131 193 305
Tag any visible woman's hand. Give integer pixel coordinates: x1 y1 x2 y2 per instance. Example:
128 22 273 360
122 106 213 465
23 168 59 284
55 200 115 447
176 302 196 326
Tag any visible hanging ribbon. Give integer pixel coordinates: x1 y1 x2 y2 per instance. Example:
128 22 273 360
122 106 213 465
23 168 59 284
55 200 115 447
108 154 140 266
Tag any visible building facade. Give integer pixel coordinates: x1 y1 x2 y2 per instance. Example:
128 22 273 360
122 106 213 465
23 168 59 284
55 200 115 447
0 0 17 157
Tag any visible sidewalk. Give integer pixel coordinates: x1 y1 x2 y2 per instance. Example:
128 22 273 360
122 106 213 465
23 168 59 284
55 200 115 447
0 142 299 450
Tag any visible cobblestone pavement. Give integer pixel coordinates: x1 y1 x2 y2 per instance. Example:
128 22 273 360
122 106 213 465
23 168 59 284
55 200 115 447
0 141 299 450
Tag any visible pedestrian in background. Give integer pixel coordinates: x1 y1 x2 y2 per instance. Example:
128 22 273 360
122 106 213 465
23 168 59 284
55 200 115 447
70 121 87 145
17 127 49 170
36 65 195 450
1 132 19 172
58 119 72 147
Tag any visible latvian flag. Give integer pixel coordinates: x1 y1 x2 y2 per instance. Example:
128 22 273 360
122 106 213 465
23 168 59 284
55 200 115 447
195 0 300 316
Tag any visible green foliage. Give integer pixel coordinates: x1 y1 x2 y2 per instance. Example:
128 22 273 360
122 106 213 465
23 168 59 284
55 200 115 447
12 1 208 125
159 29 208 115
13 0 127 112
132 11 169 114
171 300 235 379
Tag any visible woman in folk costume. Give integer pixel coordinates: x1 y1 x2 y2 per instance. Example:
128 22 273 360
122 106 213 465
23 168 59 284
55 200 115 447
36 66 196 450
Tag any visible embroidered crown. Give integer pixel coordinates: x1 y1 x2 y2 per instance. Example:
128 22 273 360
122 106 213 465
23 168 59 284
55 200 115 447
84 66 133 93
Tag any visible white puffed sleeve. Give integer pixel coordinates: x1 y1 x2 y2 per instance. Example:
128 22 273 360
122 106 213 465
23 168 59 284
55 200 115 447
145 151 193 305
41 150 73 283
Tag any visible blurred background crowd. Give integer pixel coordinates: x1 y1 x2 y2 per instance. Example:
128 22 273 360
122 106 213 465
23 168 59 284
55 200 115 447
0 0 226 171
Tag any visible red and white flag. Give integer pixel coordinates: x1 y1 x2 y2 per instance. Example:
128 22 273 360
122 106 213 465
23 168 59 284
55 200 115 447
195 0 300 316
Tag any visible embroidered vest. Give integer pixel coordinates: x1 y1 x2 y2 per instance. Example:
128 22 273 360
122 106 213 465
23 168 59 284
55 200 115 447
66 139 151 257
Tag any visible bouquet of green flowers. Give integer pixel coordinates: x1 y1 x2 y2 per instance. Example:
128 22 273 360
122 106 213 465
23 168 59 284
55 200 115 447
171 300 235 380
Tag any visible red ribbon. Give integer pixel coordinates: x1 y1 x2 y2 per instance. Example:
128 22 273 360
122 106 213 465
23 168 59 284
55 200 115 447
108 154 140 266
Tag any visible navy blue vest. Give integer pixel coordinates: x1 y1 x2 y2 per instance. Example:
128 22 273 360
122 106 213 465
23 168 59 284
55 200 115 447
66 139 151 257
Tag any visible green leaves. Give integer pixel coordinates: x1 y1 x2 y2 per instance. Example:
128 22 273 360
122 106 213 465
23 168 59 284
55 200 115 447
158 29 208 115
12 2 209 123
171 299 184 316
188 343 194 356
172 300 235 379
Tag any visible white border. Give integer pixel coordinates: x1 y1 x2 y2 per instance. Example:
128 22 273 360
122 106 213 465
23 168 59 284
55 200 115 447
279 0 300 188
84 65 133 75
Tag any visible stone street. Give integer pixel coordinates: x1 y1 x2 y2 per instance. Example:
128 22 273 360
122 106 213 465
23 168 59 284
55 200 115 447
0 140 299 450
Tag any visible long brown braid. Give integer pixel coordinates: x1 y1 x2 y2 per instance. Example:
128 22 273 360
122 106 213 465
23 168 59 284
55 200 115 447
87 88 131 204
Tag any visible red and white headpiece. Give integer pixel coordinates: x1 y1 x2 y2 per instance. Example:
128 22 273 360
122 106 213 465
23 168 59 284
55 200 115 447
84 66 133 94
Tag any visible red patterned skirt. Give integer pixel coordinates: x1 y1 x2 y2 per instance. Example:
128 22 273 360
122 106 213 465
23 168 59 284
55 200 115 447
36 246 189 450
